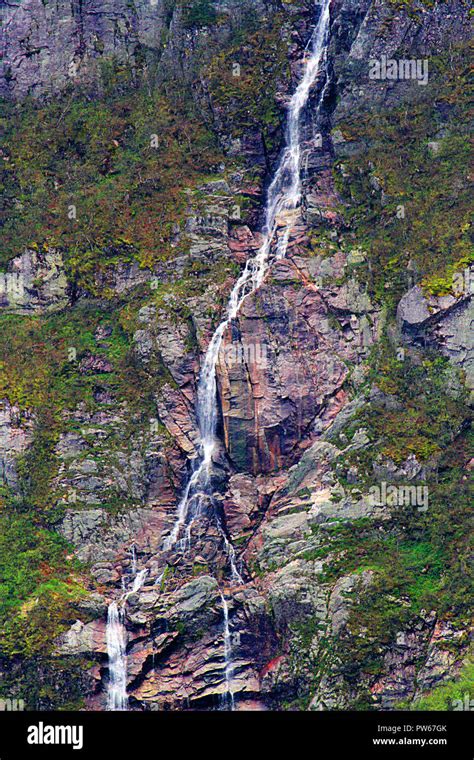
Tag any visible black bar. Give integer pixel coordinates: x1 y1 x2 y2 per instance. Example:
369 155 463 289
0 710 471 758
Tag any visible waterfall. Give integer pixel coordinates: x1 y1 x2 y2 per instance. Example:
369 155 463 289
163 0 331 567
219 592 235 711
129 569 148 595
106 561 149 710
106 602 128 711
102 1 331 713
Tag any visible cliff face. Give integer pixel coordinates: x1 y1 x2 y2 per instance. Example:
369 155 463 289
1 0 167 99
0 0 283 98
0 0 472 711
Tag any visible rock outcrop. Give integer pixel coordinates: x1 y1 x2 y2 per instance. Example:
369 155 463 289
397 271 473 391
0 248 69 313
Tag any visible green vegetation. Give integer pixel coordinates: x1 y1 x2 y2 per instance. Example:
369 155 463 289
315 428 472 700
1 86 222 288
0 513 85 657
0 304 136 413
407 659 474 710
334 44 473 311
181 0 218 28
343 346 469 467
205 15 290 151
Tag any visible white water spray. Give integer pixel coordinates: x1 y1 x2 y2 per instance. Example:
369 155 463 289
164 0 331 574
106 558 149 710
219 592 235 711
106 602 128 711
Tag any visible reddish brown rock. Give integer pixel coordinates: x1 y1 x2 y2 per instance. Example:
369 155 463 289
217 255 378 474
79 355 113 374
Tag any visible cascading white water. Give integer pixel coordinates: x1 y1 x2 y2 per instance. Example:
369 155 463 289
219 592 235 711
106 602 128 711
164 0 331 574
106 559 149 710
127 569 149 597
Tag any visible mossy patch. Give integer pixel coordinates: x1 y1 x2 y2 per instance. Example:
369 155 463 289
1 86 223 288
0 513 86 658
333 44 473 312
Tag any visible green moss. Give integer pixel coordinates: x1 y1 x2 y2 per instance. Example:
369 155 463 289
181 0 217 28
422 255 473 296
205 15 290 149
0 655 88 710
0 513 86 657
333 44 472 313
405 659 474 710
1 84 223 288
317 429 472 703
343 343 469 468
15 411 62 521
